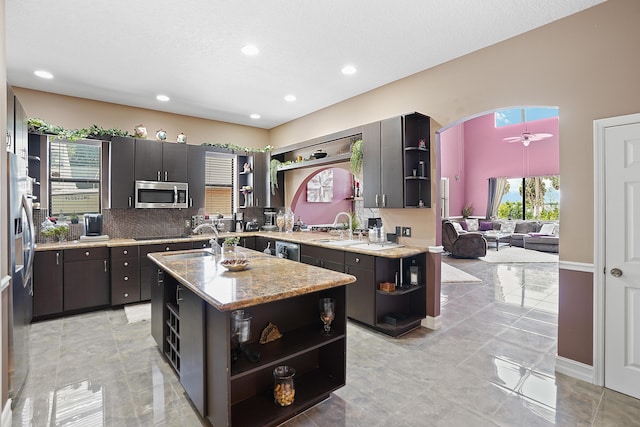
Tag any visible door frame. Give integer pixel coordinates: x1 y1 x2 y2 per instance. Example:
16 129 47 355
593 112 640 387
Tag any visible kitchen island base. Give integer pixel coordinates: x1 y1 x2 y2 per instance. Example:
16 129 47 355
153 269 347 427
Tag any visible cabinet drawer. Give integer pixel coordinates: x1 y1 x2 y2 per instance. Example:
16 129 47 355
111 280 141 305
64 246 109 262
111 268 140 284
344 252 374 270
110 245 139 260
300 245 344 264
111 259 139 271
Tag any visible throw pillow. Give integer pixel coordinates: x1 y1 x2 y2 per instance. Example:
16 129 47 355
466 218 479 231
479 221 493 231
539 223 556 235
460 220 468 231
451 222 464 233
500 221 516 234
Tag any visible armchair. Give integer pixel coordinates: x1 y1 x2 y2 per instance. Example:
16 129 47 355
442 221 487 258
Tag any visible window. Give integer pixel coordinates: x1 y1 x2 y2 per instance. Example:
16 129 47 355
49 139 101 216
495 107 559 128
204 152 234 216
497 176 560 220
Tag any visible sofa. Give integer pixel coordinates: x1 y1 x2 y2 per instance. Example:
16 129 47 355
442 221 487 258
449 218 559 253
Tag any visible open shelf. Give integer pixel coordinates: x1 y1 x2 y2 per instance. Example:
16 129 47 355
376 285 424 296
375 314 423 336
276 152 351 172
231 367 343 427
231 324 345 379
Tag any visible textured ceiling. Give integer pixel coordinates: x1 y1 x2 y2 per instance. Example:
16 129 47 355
5 0 604 129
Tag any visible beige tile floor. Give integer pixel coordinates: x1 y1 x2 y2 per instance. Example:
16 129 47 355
12 258 640 426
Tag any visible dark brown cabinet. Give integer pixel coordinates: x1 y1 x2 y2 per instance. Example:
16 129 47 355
110 136 136 208
140 242 192 301
363 112 431 208
239 236 256 250
187 145 206 209
63 247 110 311
344 252 376 325
238 152 269 208
33 251 63 318
300 244 344 272
178 283 205 417
134 139 187 182
110 245 140 305
255 236 277 255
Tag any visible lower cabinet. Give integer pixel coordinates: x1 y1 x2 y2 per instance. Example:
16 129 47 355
239 236 256 250
63 247 110 311
344 252 376 325
300 245 344 272
178 282 205 417
110 245 140 305
255 236 276 255
140 242 192 301
33 251 63 318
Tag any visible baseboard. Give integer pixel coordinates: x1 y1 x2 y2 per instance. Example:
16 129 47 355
422 315 441 330
558 261 595 273
1 399 12 427
555 355 594 383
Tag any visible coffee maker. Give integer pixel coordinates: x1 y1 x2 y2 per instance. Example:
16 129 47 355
234 212 244 233
84 213 103 236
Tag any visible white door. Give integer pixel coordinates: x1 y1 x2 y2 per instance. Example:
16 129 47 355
605 121 640 399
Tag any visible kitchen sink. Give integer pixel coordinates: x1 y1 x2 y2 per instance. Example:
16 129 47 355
348 243 404 251
317 239 364 247
163 249 216 260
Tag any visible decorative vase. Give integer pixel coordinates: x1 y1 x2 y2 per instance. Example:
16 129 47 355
223 243 237 260
177 132 187 143
156 129 167 141
134 124 147 138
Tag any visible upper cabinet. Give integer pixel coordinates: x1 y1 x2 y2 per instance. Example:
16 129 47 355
363 112 430 209
187 145 206 209
110 136 136 208
134 139 187 182
238 151 268 208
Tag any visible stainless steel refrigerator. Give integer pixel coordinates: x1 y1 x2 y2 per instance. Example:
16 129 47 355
7 152 35 403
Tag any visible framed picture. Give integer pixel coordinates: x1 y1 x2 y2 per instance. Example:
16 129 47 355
307 170 333 202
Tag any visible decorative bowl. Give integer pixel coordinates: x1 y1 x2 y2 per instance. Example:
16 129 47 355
221 259 250 271
312 150 327 159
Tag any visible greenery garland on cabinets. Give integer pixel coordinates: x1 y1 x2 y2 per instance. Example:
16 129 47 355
28 118 130 142
201 142 274 153
350 139 363 176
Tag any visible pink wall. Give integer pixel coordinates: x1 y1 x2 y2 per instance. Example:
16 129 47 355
440 123 466 217
440 112 559 217
291 167 354 225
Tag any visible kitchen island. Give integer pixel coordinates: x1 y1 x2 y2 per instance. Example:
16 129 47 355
148 246 356 427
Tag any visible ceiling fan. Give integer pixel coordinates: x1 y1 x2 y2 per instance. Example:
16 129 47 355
503 108 553 146
503 131 553 147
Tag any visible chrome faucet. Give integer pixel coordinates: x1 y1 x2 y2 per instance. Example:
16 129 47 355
332 211 353 240
192 223 221 254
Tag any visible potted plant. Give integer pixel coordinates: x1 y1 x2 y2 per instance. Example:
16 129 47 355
70 212 79 224
350 139 363 176
223 236 240 259
461 203 474 218
270 159 282 195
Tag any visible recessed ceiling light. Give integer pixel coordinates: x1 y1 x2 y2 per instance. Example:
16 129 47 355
341 65 357 75
250 113 261 119
284 94 297 102
34 70 53 79
156 94 170 102
241 45 259 56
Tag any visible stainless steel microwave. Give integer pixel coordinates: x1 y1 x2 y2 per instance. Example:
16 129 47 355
135 180 189 209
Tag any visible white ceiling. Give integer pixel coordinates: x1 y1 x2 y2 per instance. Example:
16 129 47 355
6 0 604 129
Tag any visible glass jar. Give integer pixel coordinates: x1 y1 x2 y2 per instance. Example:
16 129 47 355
284 208 294 233
222 242 237 260
273 365 296 406
276 210 285 232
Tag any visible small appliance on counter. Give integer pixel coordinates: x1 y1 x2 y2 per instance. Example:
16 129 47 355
80 214 109 241
245 219 260 232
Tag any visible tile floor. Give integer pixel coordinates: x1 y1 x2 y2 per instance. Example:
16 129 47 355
12 258 640 426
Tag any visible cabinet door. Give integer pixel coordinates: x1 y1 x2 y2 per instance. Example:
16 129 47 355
187 145 205 209
255 237 276 255
362 121 382 208
135 139 163 181
14 95 28 161
380 116 404 208
240 236 256 250
33 251 63 317
344 254 376 325
140 242 193 301
110 137 136 208
162 143 188 182
252 152 269 207
180 286 205 416
150 262 165 348
64 259 110 311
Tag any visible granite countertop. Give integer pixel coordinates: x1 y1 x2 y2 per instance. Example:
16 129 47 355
35 231 426 258
148 247 356 311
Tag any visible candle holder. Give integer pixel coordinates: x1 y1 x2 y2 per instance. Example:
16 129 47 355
231 310 260 363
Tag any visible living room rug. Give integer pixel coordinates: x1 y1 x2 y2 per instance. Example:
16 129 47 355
441 263 482 283
124 303 151 324
481 246 559 263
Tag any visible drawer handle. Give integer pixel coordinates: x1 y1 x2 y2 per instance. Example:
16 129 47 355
124 293 129 298
123 250 128 255
165 246 171 251
104 260 108 272
124 261 129 267
56 252 60 265
85 251 90 257
124 276 129 281
355 257 360 263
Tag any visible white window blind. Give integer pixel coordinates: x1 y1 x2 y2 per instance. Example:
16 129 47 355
205 155 233 186
204 153 234 216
